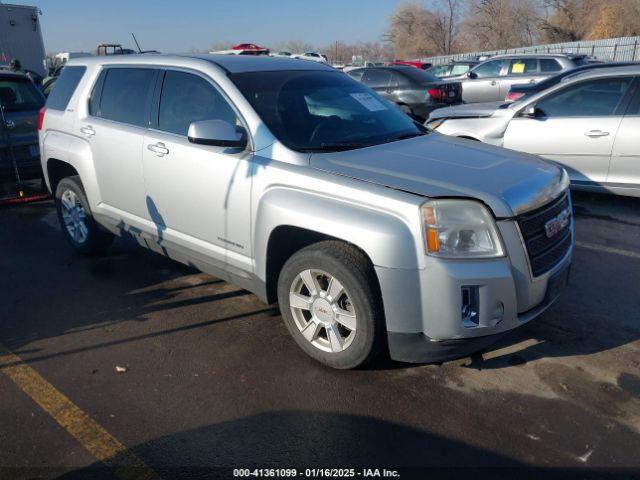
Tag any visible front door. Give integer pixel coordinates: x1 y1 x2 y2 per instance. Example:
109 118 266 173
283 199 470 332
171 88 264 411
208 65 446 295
609 82 640 190
462 59 505 103
141 69 253 270
504 76 635 185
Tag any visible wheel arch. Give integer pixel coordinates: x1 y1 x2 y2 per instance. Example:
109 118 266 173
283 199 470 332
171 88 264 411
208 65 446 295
255 188 420 304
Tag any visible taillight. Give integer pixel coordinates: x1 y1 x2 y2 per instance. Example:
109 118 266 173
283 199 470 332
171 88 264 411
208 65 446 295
505 91 525 102
428 88 446 102
38 107 46 130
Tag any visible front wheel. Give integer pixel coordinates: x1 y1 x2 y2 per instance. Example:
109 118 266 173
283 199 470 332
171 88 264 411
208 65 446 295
277 241 385 369
55 176 114 255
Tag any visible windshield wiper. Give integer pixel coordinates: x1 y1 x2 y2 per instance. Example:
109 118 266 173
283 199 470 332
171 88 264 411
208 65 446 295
384 131 427 143
300 142 373 153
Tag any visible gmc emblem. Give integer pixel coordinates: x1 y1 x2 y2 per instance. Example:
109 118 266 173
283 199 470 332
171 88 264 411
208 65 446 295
544 208 571 238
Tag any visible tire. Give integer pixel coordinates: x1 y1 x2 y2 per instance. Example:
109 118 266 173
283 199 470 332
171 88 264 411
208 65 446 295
55 176 114 255
277 240 385 369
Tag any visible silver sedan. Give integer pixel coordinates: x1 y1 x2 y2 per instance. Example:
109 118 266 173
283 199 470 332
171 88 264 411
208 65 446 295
428 65 640 197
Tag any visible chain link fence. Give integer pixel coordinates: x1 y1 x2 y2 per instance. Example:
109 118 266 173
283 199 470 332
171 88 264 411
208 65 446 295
422 35 640 65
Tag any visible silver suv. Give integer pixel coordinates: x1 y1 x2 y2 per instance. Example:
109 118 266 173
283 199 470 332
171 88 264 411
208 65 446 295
39 55 573 369
456 53 589 103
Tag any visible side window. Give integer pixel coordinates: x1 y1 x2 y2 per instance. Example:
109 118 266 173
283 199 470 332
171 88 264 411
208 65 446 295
158 70 238 136
472 60 504 78
97 68 156 128
536 77 634 118
540 58 562 73
347 69 365 82
389 71 410 87
45 66 86 111
624 78 640 115
362 69 392 88
508 58 538 75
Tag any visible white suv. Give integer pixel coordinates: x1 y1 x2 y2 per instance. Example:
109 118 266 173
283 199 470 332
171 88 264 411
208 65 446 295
39 55 572 369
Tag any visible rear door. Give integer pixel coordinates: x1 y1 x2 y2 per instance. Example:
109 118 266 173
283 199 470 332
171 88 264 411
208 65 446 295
503 76 635 185
361 69 393 100
462 59 505 103
608 78 640 191
81 66 158 218
498 58 542 99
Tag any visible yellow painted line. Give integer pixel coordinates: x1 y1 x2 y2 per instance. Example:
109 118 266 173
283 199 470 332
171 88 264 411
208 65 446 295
0 342 159 480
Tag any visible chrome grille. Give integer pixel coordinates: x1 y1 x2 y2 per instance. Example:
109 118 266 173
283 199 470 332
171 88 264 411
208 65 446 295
517 192 572 277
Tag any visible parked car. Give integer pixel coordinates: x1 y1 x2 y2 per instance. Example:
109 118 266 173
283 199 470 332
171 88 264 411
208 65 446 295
39 55 572 369
0 70 45 181
428 65 640 197
388 60 432 70
232 43 270 55
505 61 636 102
211 44 270 56
453 53 590 103
426 60 479 78
295 52 328 63
273 51 292 57
347 65 462 121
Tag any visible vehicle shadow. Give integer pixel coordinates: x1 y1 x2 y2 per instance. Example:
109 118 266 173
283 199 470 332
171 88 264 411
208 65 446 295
57 410 525 478
0 200 276 365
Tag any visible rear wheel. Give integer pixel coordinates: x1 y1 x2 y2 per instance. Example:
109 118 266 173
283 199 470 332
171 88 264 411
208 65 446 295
55 176 114 255
277 241 385 369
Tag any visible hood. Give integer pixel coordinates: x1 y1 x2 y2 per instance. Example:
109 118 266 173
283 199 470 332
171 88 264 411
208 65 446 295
310 133 566 218
428 102 506 121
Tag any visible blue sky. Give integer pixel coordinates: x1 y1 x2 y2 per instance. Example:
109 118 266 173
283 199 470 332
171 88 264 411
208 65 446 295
39 0 405 53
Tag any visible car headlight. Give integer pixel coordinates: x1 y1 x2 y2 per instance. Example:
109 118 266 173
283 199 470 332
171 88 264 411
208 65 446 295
421 199 504 258
426 118 445 130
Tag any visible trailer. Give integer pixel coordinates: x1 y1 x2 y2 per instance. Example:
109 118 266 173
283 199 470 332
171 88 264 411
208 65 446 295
0 3 45 76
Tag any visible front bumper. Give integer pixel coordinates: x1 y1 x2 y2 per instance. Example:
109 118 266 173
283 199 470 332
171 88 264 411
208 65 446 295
376 218 572 363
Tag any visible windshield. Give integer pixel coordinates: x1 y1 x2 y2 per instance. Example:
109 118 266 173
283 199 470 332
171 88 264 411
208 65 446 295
230 70 423 152
0 77 44 112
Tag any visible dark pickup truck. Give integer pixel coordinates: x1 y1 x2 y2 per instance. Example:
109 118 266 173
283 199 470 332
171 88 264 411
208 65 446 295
0 71 45 181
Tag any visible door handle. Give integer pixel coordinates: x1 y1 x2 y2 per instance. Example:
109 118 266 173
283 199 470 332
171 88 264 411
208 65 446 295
80 126 95 137
490 80 497 86
529 79 536 84
584 130 610 138
147 142 169 156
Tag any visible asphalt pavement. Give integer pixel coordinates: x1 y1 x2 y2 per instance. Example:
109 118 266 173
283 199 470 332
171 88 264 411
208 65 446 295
1 191 639 479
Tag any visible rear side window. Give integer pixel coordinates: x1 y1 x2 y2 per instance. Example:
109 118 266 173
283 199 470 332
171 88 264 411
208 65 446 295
94 68 156 128
362 69 392 88
540 59 562 73
508 58 538 75
158 70 239 136
45 66 86 111
389 71 411 87
0 77 44 112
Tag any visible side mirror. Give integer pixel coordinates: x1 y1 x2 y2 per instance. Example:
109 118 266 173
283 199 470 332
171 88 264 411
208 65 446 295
187 119 247 149
467 71 477 79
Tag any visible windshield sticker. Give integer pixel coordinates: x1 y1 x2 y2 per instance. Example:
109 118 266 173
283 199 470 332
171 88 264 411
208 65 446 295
350 93 388 112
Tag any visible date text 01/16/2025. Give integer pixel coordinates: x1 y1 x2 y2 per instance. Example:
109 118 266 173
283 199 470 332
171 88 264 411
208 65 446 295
233 468 401 478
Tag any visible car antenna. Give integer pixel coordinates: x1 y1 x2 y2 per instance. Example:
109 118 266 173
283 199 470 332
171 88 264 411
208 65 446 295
132 33 142 53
